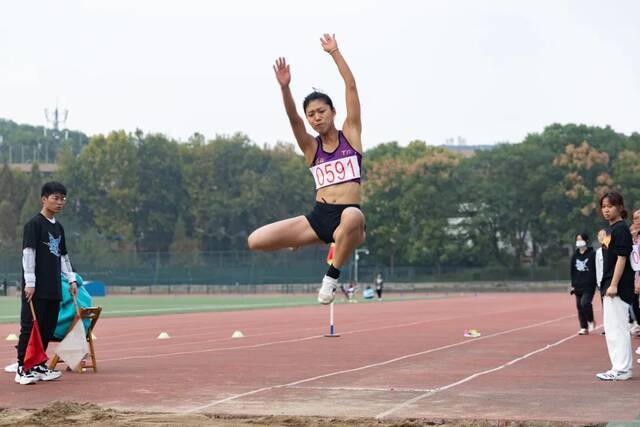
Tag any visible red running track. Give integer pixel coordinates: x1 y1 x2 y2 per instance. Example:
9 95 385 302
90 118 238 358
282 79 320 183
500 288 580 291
1 293 639 424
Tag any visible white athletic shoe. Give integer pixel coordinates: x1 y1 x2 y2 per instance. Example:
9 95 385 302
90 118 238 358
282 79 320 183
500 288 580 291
4 362 18 373
317 276 337 304
588 321 596 332
578 328 588 335
30 364 62 381
14 366 39 385
630 323 640 335
596 369 632 381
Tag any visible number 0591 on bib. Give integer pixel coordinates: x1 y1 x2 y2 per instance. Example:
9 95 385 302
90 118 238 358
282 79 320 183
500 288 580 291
310 155 361 190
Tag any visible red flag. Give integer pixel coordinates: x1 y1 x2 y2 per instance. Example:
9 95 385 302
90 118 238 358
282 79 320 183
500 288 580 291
23 319 48 372
326 243 335 265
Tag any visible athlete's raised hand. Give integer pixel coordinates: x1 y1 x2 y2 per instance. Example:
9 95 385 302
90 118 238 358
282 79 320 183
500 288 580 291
320 33 338 54
273 57 291 88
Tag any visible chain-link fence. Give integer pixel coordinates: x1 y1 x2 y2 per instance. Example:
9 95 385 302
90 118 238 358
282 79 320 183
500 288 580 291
0 246 569 290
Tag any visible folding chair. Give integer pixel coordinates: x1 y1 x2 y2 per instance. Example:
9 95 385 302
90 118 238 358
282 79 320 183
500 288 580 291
50 306 102 373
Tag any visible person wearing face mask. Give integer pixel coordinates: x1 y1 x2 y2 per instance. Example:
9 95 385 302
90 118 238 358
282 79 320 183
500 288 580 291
570 232 597 335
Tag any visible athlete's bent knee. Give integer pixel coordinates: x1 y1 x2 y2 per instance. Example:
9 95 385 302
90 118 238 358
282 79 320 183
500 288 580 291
342 209 365 230
247 231 262 250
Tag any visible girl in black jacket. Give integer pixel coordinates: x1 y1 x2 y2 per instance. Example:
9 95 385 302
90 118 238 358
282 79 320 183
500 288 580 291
571 232 597 335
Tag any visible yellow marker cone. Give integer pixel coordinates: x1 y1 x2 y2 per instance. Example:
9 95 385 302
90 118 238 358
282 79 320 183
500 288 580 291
231 330 244 338
157 332 171 339
5 334 18 341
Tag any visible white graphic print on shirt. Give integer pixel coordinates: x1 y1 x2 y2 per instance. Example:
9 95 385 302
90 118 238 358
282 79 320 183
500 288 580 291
575 258 589 272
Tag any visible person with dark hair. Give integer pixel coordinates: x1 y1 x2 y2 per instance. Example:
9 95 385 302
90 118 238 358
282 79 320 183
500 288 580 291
570 233 597 335
248 34 365 305
374 273 384 301
596 192 635 381
14 181 78 385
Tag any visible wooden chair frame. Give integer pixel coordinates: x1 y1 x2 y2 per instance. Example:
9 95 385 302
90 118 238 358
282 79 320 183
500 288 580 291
50 306 102 373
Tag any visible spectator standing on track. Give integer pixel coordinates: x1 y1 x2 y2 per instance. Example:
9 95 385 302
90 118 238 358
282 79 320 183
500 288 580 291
14 182 78 385
596 192 635 381
374 273 384 301
570 233 597 335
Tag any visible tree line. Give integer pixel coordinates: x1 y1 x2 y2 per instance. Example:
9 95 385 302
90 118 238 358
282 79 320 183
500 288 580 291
1 121 638 272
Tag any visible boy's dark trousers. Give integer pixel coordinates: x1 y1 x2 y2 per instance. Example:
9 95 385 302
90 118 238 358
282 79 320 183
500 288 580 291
16 294 60 366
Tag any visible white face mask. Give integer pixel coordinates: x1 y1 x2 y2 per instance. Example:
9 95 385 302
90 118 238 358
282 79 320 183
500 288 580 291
576 241 587 248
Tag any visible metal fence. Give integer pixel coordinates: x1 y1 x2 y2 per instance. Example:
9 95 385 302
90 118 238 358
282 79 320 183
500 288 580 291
0 247 569 289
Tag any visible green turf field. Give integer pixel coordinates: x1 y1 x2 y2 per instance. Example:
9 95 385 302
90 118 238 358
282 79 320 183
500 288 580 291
0 293 432 324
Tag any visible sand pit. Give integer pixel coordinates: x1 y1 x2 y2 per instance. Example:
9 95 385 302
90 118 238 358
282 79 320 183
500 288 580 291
0 401 592 427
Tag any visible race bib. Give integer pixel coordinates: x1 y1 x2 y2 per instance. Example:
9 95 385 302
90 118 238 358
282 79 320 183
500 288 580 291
310 155 361 190
631 244 640 272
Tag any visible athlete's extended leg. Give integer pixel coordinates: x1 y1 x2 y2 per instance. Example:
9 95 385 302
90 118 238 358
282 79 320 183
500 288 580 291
248 216 322 251
317 208 366 304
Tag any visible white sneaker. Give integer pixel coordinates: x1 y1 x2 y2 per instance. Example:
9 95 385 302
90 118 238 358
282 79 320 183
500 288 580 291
631 323 640 335
31 364 62 381
4 362 18 373
596 369 632 381
317 276 337 304
14 366 39 385
578 328 588 335
588 321 596 332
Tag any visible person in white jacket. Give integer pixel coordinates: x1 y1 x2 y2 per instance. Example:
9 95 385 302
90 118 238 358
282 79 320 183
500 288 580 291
595 229 606 335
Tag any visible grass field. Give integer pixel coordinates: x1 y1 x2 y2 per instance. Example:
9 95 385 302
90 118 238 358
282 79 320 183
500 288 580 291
0 293 433 324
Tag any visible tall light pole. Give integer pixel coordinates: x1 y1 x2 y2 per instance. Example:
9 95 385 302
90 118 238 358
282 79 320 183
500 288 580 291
44 100 69 162
354 248 369 284
44 101 68 135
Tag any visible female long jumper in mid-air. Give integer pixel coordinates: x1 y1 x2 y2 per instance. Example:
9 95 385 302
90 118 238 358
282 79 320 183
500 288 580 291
248 34 366 304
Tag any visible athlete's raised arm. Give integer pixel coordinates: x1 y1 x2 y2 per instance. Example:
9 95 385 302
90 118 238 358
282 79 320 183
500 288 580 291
274 57 316 163
321 34 362 153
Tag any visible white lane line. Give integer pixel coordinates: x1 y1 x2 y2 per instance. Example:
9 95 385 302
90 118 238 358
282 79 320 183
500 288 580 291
0 300 563 359
287 385 433 393
94 303 567 362
100 334 323 363
184 313 575 413
96 313 474 362
375 331 583 419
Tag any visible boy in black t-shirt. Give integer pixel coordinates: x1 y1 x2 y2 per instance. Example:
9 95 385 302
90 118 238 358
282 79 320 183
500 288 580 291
596 192 635 381
14 182 78 385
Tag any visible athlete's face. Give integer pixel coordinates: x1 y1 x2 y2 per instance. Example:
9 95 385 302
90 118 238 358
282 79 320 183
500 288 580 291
633 210 640 226
42 192 66 214
305 100 335 133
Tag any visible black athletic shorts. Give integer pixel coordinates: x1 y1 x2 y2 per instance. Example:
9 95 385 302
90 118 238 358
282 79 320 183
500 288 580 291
305 202 361 244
